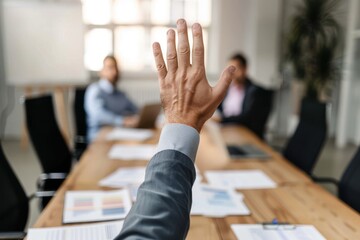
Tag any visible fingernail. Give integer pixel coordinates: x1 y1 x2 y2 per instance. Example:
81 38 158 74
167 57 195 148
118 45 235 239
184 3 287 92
193 23 201 30
177 19 185 25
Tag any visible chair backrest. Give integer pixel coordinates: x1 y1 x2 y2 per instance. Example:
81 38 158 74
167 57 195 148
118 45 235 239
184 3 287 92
74 87 87 138
250 87 274 139
283 98 327 175
0 143 29 231
25 95 72 174
339 147 360 212
238 85 274 139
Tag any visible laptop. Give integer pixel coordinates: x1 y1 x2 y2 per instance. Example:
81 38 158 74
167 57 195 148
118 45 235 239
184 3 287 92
226 144 270 160
205 121 269 160
136 103 162 129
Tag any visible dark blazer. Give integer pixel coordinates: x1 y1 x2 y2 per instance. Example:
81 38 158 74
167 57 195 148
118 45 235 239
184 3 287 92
218 78 274 139
115 149 196 240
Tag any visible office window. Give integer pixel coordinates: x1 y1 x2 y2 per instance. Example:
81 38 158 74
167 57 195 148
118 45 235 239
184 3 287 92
82 0 212 72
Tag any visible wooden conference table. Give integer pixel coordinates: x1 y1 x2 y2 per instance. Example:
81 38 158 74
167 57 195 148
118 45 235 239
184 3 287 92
33 124 360 240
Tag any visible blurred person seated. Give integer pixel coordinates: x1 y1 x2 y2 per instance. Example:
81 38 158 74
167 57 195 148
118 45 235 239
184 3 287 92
85 56 139 142
217 53 273 139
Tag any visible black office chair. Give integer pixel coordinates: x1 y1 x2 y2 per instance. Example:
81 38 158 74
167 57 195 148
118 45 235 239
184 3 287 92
339 148 360 212
73 87 88 160
25 95 72 208
250 87 274 139
0 143 28 238
314 147 360 213
0 143 54 239
283 98 327 175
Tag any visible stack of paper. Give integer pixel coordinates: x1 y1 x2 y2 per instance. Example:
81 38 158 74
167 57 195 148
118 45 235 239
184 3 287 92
108 144 157 160
99 167 146 188
106 128 154 141
205 170 277 189
191 184 250 217
63 190 132 224
27 221 124 240
231 224 326 240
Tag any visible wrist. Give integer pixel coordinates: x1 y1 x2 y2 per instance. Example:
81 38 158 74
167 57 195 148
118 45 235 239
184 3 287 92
165 113 204 133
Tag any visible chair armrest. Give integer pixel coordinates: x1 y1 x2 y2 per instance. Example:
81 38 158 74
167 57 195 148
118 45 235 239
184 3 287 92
0 232 26 240
74 135 88 144
37 173 67 189
268 144 284 153
311 175 339 186
29 190 57 201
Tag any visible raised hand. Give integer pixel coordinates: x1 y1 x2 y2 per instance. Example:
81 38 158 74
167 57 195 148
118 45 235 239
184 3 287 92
152 19 235 132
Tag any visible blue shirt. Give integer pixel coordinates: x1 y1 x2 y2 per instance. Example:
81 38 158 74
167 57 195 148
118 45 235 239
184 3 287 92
84 79 138 142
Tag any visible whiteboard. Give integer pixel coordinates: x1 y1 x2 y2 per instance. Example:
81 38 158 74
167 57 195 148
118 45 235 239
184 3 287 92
2 0 87 85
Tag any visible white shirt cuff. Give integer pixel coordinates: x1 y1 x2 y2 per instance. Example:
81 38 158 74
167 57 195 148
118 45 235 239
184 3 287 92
156 123 200 162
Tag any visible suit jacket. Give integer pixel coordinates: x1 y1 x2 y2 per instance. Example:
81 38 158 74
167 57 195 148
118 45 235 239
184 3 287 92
218 78 274 139
115 149 196 240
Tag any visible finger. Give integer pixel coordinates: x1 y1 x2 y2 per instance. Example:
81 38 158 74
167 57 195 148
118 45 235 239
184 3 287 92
192 23 204 69
213 66 235 103
166 29 178 73
176 19 190 69
152 42 167 81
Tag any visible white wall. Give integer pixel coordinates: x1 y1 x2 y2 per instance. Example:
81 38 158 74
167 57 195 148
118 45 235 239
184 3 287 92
2 0 86 85
212 0 281 88
0 1 14 139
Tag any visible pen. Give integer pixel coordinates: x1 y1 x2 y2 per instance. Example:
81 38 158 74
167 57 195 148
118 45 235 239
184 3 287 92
262 218 296 230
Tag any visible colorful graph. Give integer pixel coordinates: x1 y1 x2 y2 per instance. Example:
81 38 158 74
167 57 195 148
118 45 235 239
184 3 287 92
72 197 95 217
102 195 125 216
63 190 131 223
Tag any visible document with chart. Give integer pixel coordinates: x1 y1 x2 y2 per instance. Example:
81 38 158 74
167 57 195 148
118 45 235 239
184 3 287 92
106 128 154 141
205 170 277 189
27 221 124 240
108 144 157 160
231 224 326 240
99 167 146 188
191 184 250 217
63 190 132 224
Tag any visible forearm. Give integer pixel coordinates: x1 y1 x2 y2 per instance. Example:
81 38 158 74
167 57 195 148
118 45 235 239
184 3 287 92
116 150 196 240
116 124 199 240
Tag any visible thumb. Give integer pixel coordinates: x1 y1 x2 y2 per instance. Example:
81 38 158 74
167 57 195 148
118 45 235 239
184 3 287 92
213 66 235 102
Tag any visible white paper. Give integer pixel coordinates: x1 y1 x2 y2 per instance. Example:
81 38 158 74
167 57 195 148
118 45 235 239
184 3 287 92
99 167 146 188
191 184 250 217
205 170 277 189
106 128 154 141
27 221 123 240
194 164 203 184
108 144 157 160
63 190 132 224
231 224 326 240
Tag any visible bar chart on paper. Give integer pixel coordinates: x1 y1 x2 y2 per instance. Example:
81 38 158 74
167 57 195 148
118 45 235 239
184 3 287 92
63 190 132 224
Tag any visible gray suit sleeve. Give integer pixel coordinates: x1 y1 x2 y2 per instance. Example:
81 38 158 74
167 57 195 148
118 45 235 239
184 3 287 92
115 149 196 240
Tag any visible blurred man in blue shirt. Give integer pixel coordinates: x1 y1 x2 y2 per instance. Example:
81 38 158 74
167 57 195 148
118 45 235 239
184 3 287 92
85 56 139 142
